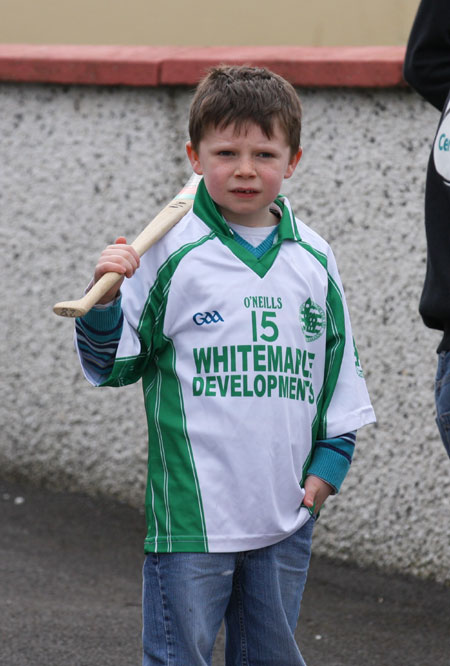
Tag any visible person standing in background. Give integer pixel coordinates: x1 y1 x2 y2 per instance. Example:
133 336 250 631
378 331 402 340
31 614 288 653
404 0 450 457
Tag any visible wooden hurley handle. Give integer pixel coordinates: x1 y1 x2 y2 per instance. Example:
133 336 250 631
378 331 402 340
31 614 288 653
53 174 202 318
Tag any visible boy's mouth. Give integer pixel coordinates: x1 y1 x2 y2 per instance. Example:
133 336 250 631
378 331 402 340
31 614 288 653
231 188 258 195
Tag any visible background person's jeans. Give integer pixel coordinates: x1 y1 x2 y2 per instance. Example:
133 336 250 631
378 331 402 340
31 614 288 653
142 516 315 666
435 350 450 457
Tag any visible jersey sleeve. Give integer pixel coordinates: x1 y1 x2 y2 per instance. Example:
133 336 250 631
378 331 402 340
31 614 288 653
93 248 168 388
74 246 167 389
316 247 376 440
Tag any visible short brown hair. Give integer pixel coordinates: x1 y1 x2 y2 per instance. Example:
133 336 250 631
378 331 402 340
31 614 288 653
188 65 302 156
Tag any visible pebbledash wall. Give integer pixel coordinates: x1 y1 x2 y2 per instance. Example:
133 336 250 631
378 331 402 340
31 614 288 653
1 45 449 583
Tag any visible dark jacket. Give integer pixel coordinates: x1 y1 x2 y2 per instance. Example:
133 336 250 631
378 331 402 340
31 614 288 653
404 0 450 352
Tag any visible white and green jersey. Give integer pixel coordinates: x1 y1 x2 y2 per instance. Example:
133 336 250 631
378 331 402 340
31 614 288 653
79 180 375 553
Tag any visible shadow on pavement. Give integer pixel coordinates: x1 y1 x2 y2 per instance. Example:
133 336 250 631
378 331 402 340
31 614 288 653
1 477 449 666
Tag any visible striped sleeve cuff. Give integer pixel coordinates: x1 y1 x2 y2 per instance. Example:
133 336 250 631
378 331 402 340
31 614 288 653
75 297 123 379
307 432 356 492
78 295 123 331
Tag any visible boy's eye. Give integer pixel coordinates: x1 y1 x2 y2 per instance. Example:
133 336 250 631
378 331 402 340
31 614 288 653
258 152 274 158
218 150 234 156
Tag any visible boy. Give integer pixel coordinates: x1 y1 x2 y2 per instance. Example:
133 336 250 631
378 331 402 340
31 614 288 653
75 66 376 665
404 0 450 458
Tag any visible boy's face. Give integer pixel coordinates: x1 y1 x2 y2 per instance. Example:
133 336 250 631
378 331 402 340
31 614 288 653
186 121 302 227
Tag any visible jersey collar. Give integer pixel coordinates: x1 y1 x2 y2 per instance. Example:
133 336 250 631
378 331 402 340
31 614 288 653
193 178 302 243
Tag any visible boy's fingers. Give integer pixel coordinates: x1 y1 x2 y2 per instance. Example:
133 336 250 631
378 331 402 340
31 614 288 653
303 491 315 507
97 260 126 274
94 239 141 285
303 475 322 508
101 245 140 271
99 257 136 278
110 238 140 266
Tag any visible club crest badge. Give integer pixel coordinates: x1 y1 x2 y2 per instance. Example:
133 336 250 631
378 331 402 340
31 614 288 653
299 298 326 342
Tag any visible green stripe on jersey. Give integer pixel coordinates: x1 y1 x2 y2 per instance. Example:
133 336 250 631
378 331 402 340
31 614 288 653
317 274 346 438
297 241 346 479
102 232 214 552
144 336 207 553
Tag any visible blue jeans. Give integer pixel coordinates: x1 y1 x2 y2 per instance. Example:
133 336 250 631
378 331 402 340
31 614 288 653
435 351 450 457
142 517 315 665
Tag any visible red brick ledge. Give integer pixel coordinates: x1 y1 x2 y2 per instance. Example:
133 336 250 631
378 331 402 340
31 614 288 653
0 44 406 88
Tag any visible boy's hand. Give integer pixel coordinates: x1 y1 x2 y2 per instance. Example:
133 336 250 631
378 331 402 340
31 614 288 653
93 237 140 305
303 475 334 515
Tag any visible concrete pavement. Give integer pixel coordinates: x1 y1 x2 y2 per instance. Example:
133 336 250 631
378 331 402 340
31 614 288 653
1 477 449 666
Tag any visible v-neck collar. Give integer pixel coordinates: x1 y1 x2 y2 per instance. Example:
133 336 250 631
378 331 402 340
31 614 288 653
193 178 302 278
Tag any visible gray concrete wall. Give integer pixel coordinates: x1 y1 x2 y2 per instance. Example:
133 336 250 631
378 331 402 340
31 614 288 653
1 82 449 583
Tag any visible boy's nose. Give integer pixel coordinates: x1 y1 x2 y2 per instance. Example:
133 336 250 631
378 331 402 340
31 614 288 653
235 158 256 177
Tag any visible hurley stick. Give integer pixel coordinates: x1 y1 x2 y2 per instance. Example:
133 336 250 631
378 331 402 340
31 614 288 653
53 174 202 318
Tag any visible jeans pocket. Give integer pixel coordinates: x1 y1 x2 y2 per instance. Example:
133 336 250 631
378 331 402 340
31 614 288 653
436 411 450 457
435 351 450 456
436 351 450 392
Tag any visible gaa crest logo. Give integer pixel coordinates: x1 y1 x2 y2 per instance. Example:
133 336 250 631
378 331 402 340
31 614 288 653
299 298 326 342
193 311 224 326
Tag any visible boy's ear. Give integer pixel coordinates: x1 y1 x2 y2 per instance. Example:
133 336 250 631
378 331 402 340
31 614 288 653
284 147 303 179
186 141 203 175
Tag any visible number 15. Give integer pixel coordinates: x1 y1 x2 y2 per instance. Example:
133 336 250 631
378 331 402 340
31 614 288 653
251 310 279 342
